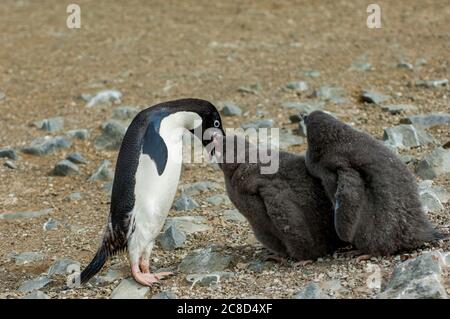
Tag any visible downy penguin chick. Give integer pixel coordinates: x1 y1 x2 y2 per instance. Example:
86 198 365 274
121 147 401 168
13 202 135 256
212 133 343 262
303 111 444 256
80 98 224 286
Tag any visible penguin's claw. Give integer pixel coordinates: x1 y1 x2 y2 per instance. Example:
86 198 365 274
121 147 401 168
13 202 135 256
131 267 174 286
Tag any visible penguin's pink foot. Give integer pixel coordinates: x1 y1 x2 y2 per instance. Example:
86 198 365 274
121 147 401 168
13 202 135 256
131 265 173 286
139 260 150 273
355 254 372 263
293 260 314 267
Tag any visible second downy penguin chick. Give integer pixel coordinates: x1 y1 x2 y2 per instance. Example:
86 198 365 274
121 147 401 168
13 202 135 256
213 133 343 262
303 111 444 256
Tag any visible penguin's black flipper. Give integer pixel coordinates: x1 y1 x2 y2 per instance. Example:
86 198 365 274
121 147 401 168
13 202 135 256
334 168 365 243
142 117 168 176
80 245 108 285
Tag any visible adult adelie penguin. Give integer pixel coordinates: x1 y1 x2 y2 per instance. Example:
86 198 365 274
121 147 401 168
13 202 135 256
303 111 444 257
80 98 224 286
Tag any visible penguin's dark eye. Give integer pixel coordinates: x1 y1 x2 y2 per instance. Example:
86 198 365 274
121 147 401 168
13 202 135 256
214 120 220 128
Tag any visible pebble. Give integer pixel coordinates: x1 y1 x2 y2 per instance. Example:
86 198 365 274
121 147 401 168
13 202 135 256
361 90 390 104
43 219 59 231
293 282 331 299
86 90 122 108
151 291 178 299
416 79 448 88
400 113 450 128
182 181 221 196
66 129 90 140
110 278 149 299
112 106 139 120
186 272 234 287
0 208 52 220
284 81 308 92
21 291 50 299
66 152 88 165
88 160 113 182
178 245 232 274
33 117 64 132
223 209 246 223
282 101 324 113
64 192 83 202
4 160 16 169
221 102 242 117
304 70 320 78
383 125 434 149
0 147 18 160
238 83 262 95
47 258 80 276
18 276 52 293
94 120 127 150
206 194 231 206
381 104 417 115
241 119 274 130
157 225 187 251
10 251 44 265
163 216 211 234
397 61 414 70
416 147 450 179
52 160 80 176
22 136 72 156
173 194 200 211
313 86 347 104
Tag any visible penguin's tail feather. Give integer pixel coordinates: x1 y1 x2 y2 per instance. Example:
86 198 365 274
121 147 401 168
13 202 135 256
80 243 109 285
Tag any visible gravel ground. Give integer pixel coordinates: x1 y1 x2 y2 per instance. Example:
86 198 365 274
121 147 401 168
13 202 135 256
0 0 449 299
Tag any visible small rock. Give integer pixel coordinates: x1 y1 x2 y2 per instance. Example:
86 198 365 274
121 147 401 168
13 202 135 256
94 121 127 150
52 160 80 176
64 192 83 202
378 251 447 299
33 117 64 132
163 216 211 234
173 194 199 211
206 194 231 206
22 136 72 156
282 101 324 113
43 219 59 231
416 79 448 88
293 282 331 299
350 60 373 72
66 152 88 165
88 160 113 182
313 86 347 104
397 61 414 70
247 260 274 273
238 83 262 95
284 81 308 92
66 129 90 140
22 291 50 299
0 148 18 160
0 208 52 220
112 106 139 120
241 119 274 130
110 278 149 299
18 277 52 293
381 104 417 115
400 113 450 128
415 58 427 66
4 160 16 169
304 70 320 78
186 272 234 287
178 246 232 274
361 90 390 104
419 191 444 213
157 225 186 251
182 181 220 196
151 291 178 299
383 125 434 149
0 91 5 100
416 147 450 179
221 102 242 117
86 90 122 108
47 258 80 276
223 209 246 223
95 269 124 285
11 252 44 265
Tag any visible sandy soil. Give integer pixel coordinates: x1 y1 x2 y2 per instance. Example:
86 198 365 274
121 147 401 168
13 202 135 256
0 0 449 298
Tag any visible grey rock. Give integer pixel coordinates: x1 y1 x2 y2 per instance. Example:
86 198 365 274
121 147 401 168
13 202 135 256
238 83 262 95
0 208 52 220
247 260 274 273
206 194 231 206
66 152 88 165
361 90 390 104
419 192 444 213
397 61 414 70
293 282 331 299
284 81 308 92
110 278 149 299
0 91 5 100
94 121 127 150
112 106 139 120
66 129 90 140
381 104 417 115
52 160 79 176
173 194 199 211
223 209 246 223
416 79 448 88
18 276 52 293
0 148 18 160
401 155 417 165
221 102 242 117
157 225 186 251
304 70 320 78
313 86 347 104
95 269 124 285
151 291 178 299
64 192 83 202
378 252 447 299
4 160 16 169
88 160 113 182
282 101 324 113
415 58 428 66
22 136 72 156
241 119 274 130
416 147 450 179
182 181 220 196
43 219 59 231
178 246 232 274
47 258 80 276
33 117 64 132
86 90 122 108
444 141 450 149
22 291 50 299
163 216 211 234
186 271 234 287
383 125 434 149
400 113 450 128
350 61 373 72
11 252 44 265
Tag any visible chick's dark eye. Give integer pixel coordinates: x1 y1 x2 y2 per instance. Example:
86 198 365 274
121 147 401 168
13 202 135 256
214 120 220 128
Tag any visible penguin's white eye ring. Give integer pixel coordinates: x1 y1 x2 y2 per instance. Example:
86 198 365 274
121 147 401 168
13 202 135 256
214 120 220 128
